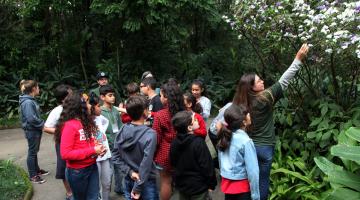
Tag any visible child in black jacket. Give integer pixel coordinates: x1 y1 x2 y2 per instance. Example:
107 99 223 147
170 111 217 200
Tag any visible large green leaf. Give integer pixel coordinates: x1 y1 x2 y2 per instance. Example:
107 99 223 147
345 127 360 142
314 157 343 175
327 170 360 192
331 145 360 164
338 130 357 146
271 168 313 184
325 187 360 200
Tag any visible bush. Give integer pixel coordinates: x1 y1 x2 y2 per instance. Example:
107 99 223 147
0 159 33 200
0 117 21 130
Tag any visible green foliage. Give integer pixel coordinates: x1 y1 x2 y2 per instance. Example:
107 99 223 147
315 127 360 199
270 140 326 200
0 159 32 200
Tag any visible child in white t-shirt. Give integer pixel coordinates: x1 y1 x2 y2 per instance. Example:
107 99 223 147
43 84 73 200
88 93 112 200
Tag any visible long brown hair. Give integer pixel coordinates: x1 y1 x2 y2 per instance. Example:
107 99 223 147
217 104 249 151
233 74 256 110
233 73 269 112
54 91 97 143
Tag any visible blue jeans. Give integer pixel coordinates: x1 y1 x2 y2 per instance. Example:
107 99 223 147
255 145 274 200
124 176 159 200
66 163 99 200
110 159 124 194
25 130 42 178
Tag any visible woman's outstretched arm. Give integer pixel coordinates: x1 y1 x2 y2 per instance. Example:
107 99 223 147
278 44 310 90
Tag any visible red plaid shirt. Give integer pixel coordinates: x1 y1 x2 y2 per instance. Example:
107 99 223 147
152 108 176 172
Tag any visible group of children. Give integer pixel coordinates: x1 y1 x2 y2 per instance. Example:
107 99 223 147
19 72 261 200
18 43 309 200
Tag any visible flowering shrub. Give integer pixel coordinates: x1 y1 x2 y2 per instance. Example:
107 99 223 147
226 0 360 58
224 1 360 199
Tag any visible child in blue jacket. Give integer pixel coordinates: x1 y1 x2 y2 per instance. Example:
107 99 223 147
19 80 49 184
217 104 259 200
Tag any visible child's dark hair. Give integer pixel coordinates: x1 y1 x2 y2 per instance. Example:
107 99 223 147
191 79 207 96
126 82 140 95
54 84 72 105
54 91 97 143
160 83 185 117
172 111 193 134
141 77 157 90
183 92 203 114
89 92 100 115
217 104 249 151
99 85 115 96
167 78 179 86
126 95 148 120
20 80 38 94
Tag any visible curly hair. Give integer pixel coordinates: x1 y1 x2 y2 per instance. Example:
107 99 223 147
160 83 185 117
54 91 97 144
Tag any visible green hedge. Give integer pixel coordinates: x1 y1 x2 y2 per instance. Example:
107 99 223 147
0 160 33 200
0 117 21 130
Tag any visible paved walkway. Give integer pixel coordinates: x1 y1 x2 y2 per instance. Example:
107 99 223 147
0 128 223 200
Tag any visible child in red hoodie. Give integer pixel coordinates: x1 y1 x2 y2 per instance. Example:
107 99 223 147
56 91 106 200
183 92 207 138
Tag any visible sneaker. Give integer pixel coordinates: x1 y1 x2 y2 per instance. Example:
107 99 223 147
30 175 46 184
65 194 74 200
37 169 50 176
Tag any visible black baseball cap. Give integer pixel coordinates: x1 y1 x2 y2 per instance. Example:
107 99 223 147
96 72 109 80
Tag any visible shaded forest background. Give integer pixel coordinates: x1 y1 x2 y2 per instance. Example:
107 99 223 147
1 0 360 199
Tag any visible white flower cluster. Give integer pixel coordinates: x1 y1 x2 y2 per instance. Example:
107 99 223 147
226 0 360 59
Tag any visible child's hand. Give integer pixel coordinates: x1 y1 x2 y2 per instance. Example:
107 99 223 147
119 102 124 108
99 147 107 157
131 191 141 199
94 144 105 155
216 121 223 132
131 171 140 181
295 43 309 61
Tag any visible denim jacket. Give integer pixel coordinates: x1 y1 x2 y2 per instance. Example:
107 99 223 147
218 129 260 200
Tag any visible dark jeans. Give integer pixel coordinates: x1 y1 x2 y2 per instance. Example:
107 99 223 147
225 192 251 200
124 176 159 200
255 145 274 200
25 130 42 178
113 163 125 193
66 163 99 200
110 146 124 194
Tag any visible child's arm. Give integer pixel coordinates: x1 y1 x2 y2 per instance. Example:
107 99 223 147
196 139 217 190
244 140 260 200
60 124 96 160
43 108 60 134
22 101 44 129
132 130 157 194
209 103 232 135
115 106 127 113
201 98 211 120
43 127 55 134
